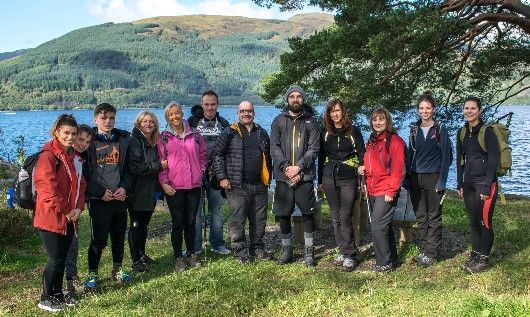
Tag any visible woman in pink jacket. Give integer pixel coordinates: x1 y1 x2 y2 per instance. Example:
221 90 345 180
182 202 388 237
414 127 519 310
158 101 207 272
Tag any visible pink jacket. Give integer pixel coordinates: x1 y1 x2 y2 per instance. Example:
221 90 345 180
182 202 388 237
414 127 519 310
158 121 207 190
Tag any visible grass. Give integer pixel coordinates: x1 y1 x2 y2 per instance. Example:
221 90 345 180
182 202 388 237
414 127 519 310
0 196 529 316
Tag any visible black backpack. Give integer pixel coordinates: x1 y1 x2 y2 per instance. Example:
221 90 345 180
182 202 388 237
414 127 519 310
14 151 60 210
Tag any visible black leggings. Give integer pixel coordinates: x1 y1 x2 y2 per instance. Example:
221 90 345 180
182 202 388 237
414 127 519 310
39 223 74 301
128 209 154 262
463 182 498 256
165 188 201 258
278 215 314 234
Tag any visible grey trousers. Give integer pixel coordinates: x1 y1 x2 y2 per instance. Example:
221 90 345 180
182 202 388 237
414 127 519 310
226 183 269 257
369 195 398 266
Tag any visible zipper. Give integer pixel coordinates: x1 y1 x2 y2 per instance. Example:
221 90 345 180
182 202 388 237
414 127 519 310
291 117 297 166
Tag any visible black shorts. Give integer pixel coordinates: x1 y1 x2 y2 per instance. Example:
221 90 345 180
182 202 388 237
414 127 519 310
272 181 316 217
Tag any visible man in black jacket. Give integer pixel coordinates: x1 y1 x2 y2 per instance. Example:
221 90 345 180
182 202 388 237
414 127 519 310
188 90 231 255
211 101 272 263
270 85 320 266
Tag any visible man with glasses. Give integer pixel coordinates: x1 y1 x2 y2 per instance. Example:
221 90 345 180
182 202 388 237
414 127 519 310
211 101 272 263
188 90 231 255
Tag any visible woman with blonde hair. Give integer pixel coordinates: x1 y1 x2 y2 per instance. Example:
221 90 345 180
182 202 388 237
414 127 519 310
158 102 207 272
358 107 406 272
128 111 166 272
34 114 86 312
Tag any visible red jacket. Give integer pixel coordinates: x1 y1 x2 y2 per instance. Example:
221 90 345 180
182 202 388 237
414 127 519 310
33 139 86 235
364 132 405 197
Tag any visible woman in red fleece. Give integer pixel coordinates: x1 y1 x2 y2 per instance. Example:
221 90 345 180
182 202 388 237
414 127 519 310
358 107 405 272
33 114 86 312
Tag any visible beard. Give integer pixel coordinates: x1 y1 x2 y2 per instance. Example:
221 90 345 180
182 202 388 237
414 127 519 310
288 102 302 113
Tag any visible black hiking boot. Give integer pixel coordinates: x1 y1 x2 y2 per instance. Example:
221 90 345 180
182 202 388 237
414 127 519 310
461 251 480 271
278 245 293 265
465 255 490 274
304 246 316 267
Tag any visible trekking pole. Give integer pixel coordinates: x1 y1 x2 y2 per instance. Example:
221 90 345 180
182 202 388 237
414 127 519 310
202 172 209 260
361 175 372 223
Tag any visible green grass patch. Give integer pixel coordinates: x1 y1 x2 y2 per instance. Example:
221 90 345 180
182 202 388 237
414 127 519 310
0 196 528 316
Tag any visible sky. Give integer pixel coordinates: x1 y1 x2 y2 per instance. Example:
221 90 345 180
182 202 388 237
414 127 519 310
0 0 326 53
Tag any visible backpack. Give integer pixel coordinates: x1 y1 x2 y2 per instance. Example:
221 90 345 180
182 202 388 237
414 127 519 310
14 151 60 210
459 120 512 177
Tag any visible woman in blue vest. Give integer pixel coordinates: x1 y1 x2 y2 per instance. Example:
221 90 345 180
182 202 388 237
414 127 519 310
318 99 365 270
408 91 452 267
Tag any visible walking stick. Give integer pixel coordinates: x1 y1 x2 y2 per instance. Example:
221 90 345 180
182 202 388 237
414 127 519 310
202 172 209 259
361 175 372 223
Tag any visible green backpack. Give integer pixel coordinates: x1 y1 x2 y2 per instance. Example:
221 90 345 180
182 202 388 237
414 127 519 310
459 120 512 177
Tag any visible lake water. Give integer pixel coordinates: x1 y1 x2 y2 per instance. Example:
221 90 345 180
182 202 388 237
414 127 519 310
1 105 528 195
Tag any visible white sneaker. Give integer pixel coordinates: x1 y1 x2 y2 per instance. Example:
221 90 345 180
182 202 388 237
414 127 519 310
211 246 231 255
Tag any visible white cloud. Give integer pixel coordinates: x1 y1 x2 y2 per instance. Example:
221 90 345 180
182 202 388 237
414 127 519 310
86 0 325 22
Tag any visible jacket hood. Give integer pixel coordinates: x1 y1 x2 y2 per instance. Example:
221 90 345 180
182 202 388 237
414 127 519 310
190 105 203 118
42 139 69 158
163 120 194 138
92 127 130 141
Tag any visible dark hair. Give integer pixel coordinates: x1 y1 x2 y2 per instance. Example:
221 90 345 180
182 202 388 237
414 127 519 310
416 91 436 109
464 96 482 109
78 124 95 139
323 98 352 136
50 114 78 138
94 103 117 116
201 90 219 104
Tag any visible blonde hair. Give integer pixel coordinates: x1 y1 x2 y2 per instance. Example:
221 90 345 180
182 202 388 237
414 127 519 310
134 111 160 145
164 101 184 130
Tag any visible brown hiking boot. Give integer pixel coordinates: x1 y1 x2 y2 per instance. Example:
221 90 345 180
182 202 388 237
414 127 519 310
174 257 188 272
186 254 201 269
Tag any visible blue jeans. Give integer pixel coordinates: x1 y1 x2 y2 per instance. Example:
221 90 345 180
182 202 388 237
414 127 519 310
194 186 225 251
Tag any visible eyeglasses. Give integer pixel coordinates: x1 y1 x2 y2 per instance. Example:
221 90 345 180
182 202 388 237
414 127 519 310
239 109 254 114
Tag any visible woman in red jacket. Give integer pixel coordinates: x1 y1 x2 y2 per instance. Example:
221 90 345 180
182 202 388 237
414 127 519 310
358 107 405 272
33 114 86 312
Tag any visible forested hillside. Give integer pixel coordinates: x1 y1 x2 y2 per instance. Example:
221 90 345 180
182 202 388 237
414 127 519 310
0 14 333 110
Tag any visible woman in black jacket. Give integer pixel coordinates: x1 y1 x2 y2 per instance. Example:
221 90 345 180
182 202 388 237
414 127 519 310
318 99 365 270
408 92 452 267
128 111 166 272
456 96 499 274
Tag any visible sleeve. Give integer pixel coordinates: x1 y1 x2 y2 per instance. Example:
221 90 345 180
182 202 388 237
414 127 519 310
385 135 406 197
435 124 453 191
76 175 87 210
198 133 208 172
456 128 464 190
128 138 161 177
211 127 231 181
118 142 133 192
295 119 321 173
317 130 325 185
157 137 169 185
270 116 290 172
83 146 106 199
353 126 365 165
482 126 499 195
263 129 273 181
34 152 69 215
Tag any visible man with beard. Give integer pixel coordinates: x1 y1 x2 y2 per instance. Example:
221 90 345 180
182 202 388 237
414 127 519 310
211 101 272 263
270 85 320 266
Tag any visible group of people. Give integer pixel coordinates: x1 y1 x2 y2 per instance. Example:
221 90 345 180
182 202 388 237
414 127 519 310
32 86 500 312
